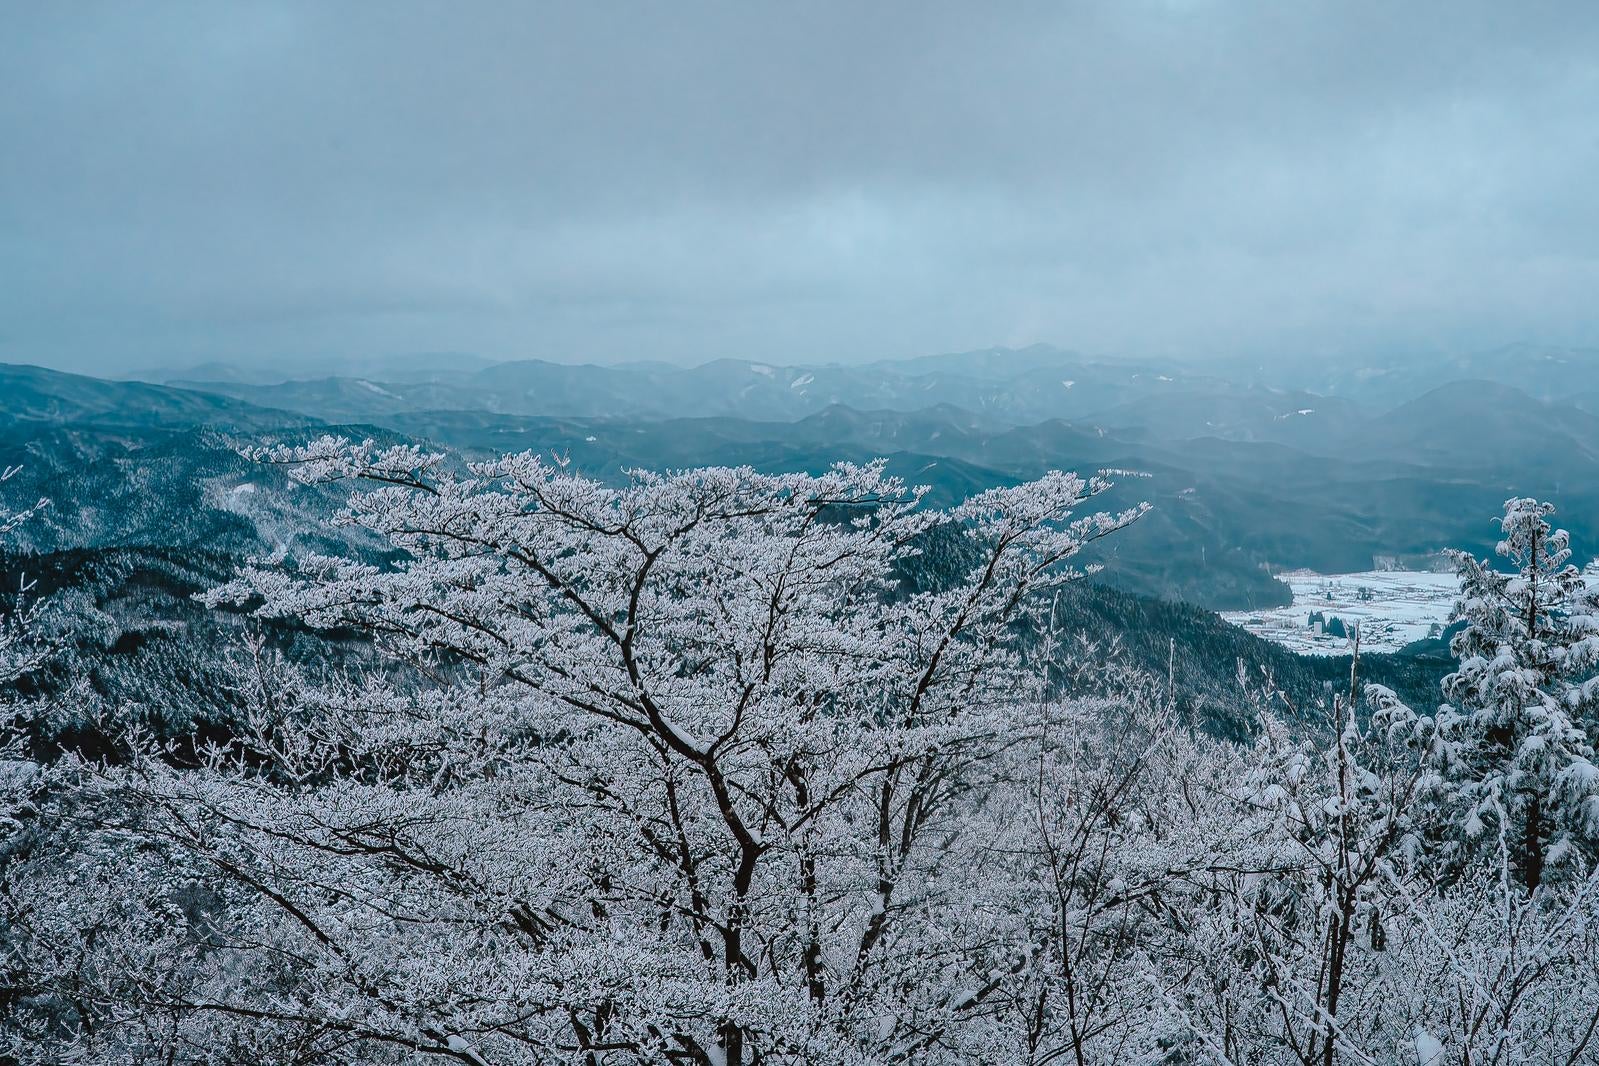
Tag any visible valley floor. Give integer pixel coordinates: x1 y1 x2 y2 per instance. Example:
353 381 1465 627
1223 568 1466 655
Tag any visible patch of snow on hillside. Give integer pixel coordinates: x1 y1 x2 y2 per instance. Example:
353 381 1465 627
790 372 815 389
749 364 774 377
356 379 398 398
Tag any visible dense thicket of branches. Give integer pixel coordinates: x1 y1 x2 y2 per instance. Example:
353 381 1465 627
2 449 1597 1065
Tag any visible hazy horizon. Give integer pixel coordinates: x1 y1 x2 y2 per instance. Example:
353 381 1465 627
20 338 1599 389
7 1 1599 375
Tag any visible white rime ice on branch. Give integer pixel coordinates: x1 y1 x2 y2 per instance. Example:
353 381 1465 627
0 466 49 800
125 442 1149 1062
7 453 1599 1065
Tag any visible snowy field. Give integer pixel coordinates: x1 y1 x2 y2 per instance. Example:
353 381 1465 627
1221 569 1463 655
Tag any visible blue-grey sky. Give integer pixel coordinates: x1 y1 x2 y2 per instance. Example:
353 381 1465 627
5 1 1599 373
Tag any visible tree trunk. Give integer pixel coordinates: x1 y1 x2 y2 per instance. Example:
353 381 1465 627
1523 792 1544 892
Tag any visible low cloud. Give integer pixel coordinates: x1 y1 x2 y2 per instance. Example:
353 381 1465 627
5 1 1599 371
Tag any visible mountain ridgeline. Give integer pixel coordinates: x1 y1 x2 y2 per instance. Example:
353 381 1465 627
8 345 1599 610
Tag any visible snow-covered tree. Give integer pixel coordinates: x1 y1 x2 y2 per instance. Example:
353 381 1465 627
0 465 50 698
1 465 52 829
0 470 68 1060
21 443 1145 1064
1438 498 1599 889
1149 666 1599 1066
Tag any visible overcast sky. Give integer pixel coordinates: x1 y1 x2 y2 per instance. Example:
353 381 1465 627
5 1 1599 373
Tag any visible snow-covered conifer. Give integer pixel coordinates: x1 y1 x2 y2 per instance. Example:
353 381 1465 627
1439 498 1599 888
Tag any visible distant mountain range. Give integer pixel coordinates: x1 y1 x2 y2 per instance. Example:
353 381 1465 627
4 342 1597 611
135 340 1599 423
156 345 1207 426
1233 342 1599 408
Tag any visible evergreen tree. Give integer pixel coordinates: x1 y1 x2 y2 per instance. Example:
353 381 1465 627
1440 498 1599 889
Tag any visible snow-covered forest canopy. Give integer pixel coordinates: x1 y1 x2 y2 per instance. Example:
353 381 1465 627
4 441 1598 1065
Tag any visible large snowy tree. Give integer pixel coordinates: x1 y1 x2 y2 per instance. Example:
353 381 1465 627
1437 498 1599 889
32 443 1146 1063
